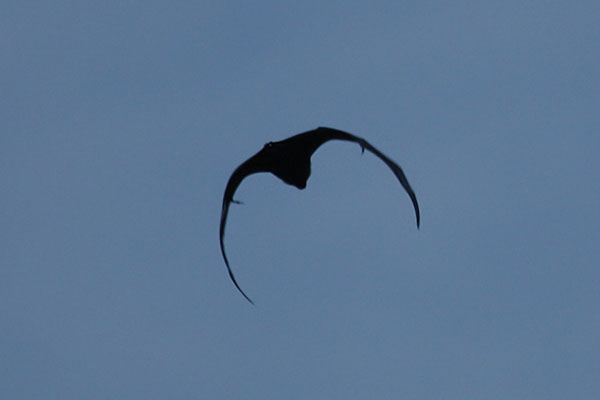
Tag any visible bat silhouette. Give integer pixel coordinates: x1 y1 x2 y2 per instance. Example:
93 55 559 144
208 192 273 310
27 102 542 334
220 126 420 304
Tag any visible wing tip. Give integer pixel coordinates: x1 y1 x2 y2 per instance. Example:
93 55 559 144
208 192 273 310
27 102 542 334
225 260 255 305
234 278 255 305
222 251 255 305
415 203 421 229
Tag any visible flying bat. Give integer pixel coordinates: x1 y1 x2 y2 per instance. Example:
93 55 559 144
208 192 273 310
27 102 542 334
220 126 420 304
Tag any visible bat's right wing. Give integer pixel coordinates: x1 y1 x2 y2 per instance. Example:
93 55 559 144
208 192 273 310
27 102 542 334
220 150 271 304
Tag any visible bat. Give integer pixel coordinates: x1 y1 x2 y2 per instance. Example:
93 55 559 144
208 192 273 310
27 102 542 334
220 127 420 304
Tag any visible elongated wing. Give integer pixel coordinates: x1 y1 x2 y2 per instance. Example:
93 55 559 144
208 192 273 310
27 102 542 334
220 151 272 304
310 127 420 227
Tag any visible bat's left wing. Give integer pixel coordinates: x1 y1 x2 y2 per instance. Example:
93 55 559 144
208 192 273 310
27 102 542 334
312 127 420 228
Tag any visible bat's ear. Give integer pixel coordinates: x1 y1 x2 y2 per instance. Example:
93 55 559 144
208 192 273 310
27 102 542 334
263 141 274 148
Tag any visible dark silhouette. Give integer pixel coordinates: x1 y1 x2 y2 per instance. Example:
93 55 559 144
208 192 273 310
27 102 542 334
220 127 420 304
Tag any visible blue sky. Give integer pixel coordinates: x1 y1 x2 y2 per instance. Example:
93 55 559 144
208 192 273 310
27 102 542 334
2 1 599 398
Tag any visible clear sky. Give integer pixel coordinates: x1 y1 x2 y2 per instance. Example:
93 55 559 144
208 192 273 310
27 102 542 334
2 1 599 399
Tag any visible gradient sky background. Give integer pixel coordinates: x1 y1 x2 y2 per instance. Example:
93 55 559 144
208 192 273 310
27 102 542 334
2 2 599 399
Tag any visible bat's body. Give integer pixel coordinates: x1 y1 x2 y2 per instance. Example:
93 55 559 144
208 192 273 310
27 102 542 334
220 127 420 304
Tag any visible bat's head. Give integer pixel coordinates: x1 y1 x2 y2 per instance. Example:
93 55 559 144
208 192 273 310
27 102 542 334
289 178 307 190
259 139 312 190
279 159 310 190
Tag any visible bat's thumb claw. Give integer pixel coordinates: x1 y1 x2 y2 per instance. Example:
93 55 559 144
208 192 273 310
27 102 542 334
232 199 244 205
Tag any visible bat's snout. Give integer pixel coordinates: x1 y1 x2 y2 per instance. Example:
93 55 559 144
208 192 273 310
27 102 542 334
295 181 307 190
